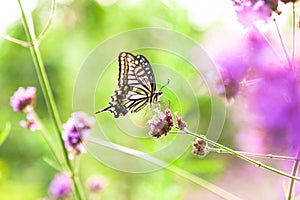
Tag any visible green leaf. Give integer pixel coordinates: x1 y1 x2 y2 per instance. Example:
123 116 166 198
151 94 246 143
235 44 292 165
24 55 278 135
0 123 11 146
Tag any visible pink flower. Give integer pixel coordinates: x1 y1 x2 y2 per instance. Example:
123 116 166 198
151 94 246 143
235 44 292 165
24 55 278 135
147 109 174 138
48 173 73 198
10 87 36 112
62 112 95 159
174 112 187 130
192 136 208 158
86 175 107 193
19 112 41 131
232 0 277 27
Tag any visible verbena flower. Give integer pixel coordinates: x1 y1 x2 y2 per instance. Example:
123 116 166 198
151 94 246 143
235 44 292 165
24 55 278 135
20 112 41 131
148 108 174 138
10 86 36 112
174 112 187 130
192 136 208 158
246 69 300 152
215 41 250 101
62 112 95 159
48 173 73 198
232 0 277 26
216 28 280 102
86 175 107 193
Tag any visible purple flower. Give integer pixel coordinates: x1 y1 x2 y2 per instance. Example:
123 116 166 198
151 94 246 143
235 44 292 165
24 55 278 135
192 136 208 158
62 112 95 159
48 173 73 198
246 69 300 152
232 0 276 27
20 112 41 131
86 175 107 193
10 86 36 112
215 41 250 101
147 108 174 138
174 112 187 130
215 28 281 102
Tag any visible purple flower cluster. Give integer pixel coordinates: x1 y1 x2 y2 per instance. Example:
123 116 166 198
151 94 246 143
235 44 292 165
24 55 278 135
10 86 36 112
10 86 41 131
215 2 300 154
48 173 73 198
62 112 95 159
246 69 300 151
148 109 174 138
232 0 278 26
192 136 208 158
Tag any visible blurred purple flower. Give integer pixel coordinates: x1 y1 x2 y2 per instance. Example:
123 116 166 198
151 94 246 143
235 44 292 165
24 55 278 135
20 112 41 131
232 0 276 26
192 136 208 158
215 40 250 101
48 173 73 198
247 69 300 152
10 86 36 112
148 108 174 138
216 28 281 102
86 175 107 193
62 112 95 159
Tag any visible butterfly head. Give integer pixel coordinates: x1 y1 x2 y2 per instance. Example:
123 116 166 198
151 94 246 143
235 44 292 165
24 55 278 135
152 91 163 103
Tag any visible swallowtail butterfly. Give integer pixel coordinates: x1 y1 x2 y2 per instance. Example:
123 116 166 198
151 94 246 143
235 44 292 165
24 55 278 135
96 52 163 118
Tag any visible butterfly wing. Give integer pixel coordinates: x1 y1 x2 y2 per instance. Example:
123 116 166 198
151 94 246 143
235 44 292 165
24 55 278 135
96 52 156 118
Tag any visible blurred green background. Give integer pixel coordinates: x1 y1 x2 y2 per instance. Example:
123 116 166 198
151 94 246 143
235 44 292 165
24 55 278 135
0 0 251 199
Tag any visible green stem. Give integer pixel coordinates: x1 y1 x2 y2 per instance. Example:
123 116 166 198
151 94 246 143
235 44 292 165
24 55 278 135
210 148 299 161
182 129 300 182
17 1 84 199
287 147 300 200
87 137 242 200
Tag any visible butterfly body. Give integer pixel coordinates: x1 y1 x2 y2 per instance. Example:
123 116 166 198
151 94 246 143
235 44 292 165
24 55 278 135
96 52 162 118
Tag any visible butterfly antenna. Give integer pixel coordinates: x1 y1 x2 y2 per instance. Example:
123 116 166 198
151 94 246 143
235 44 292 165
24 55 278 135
95 106 111 114
159 79 170 91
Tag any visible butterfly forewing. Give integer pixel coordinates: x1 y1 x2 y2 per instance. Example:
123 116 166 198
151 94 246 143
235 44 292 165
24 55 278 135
96 52 161 118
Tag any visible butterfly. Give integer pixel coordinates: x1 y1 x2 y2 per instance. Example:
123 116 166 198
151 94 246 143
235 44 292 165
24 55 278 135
95 52 163 118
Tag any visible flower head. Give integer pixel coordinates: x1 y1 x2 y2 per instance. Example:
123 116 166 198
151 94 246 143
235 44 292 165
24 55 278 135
147 108 174 138
86 175 107 193
246 69 300 152
174 112 187 130
232 0 276 27
20 112 41 131
48 173 73 198
10 87 36 112
192 136 208 158
62 112 95 159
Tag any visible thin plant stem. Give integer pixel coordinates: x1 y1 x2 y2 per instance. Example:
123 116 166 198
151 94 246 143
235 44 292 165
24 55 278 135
291 2 295 68
180 129 300 182
17 1 85 199
31 110 66 169
0 34 31 47
87 137 242 200
18 0 69 170
287 147 300 200
252 24 285 65
36 0 56 44
0 0 55 47
273 19 292 68
210 148 299 162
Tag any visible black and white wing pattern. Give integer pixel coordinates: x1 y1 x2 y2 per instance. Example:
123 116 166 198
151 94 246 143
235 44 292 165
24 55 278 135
96 52 162 118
